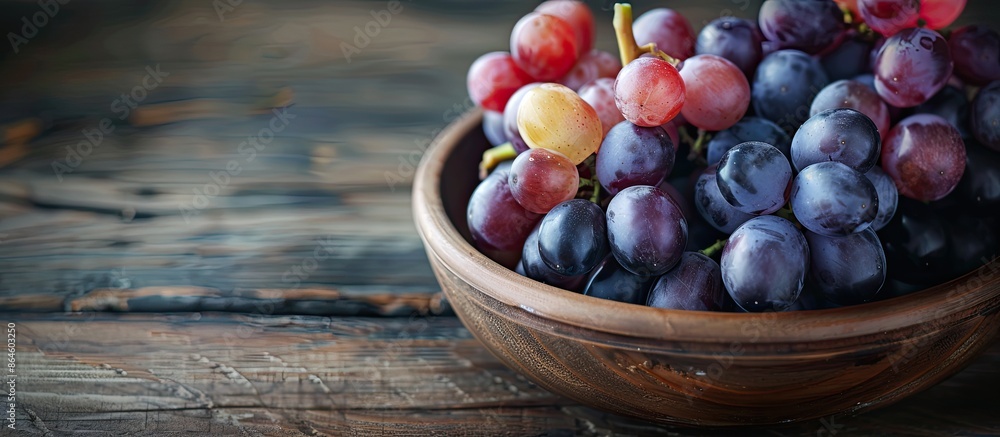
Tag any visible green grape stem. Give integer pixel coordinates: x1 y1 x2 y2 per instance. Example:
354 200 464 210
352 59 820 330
613 3 680 67
479 142 516 180
700 239 727 258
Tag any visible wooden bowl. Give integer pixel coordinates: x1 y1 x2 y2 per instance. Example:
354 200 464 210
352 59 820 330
412 109 1000 427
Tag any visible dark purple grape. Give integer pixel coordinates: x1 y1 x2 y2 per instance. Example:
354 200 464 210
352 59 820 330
695 17 764 78
805 229 886 306
858 0 919 37
468 169 542 269
520 223 587 291
955 141 1000 215
972 81 1000 152
694 166 754 233
820 33 873 82
879 198 952 285
882 114 967 201
790 161 878 236
810 79 890 140
864 166 898 231
596 121 676 196
721 215 809 312
483 110 507 147
583 256 654 304
606 185 688 277
873 27 953 108
948 25 1000 86
537 199 608 276
716 141 793 215
787 285 837 311
791 108 881 173
758 0 844 54
914 85 971 139
705 117 791 166
647 252 726 311
752 50 830 133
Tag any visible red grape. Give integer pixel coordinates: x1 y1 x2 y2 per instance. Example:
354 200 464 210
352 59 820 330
857 0 919 37
560 49 621 91
881 114 966 201
949 26 1000 86
920 0 966 30
467 52 535 112
678 54 750 131
508 148 580 214
510 12 579 81
810 79 891 140
873 27 953 108
632 8 696 61
535 0 595 55
578 78 624 136
614 57 685 127
467 170 543 269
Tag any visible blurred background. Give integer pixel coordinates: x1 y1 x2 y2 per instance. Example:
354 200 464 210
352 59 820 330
0 0 998 313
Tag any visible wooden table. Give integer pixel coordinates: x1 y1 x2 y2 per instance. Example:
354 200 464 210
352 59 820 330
1 1 998 435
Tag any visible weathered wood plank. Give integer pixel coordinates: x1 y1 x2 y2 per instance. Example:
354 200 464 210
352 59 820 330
3 313 999 435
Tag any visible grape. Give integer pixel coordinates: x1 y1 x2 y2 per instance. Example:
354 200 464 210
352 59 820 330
882 114 967 201
810 80 890 140
758 0 844 54
578 78 625 136
791 108 881 173
955 140 1000 213
879 198 952 285
820 33 874 82
632 8 696 61
503 83 541 154
508 148 580 214
678 54 750 131
694 166 754 233
972 81 1000 151
864 166 898 231
790 161 878 236
468 169 543 269
920 0 966 30
914 85 971 139
521 223 587 291
596 121 676 196
948 26 1000 86
647 252 727 311
517 83 603 164
804 229 886 306
467 52 535 112
606 185 688 277
483 110 507 147
716 142 793 215
583 256 654 304
614 57 686 127
535 0 595 55
873 28 953 108
857 0 919 37
560 49 622 91
706 117 792 166
752 50 830 133
695 17 764 79
721 215 809 312
510 12 579 81
538 199 608 276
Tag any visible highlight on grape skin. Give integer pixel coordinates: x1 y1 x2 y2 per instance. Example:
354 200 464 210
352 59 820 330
516 83 603 165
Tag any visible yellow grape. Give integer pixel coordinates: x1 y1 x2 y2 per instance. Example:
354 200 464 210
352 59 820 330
516 83 603 165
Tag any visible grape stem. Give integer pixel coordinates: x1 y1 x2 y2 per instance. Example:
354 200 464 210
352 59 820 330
700 239 727 258
687 128 709 164
613 3 680 66
479 142 516 180
775 206 802 228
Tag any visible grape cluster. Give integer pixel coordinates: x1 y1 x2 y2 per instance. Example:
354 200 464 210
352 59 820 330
466 0 999 313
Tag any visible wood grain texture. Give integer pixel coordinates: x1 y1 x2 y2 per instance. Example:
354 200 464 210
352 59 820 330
3 313 999 436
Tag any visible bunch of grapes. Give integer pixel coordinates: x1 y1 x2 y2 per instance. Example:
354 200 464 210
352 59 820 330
465 0 1000 313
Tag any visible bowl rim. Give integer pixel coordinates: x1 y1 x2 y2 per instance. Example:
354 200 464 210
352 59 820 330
413 108 1000 344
